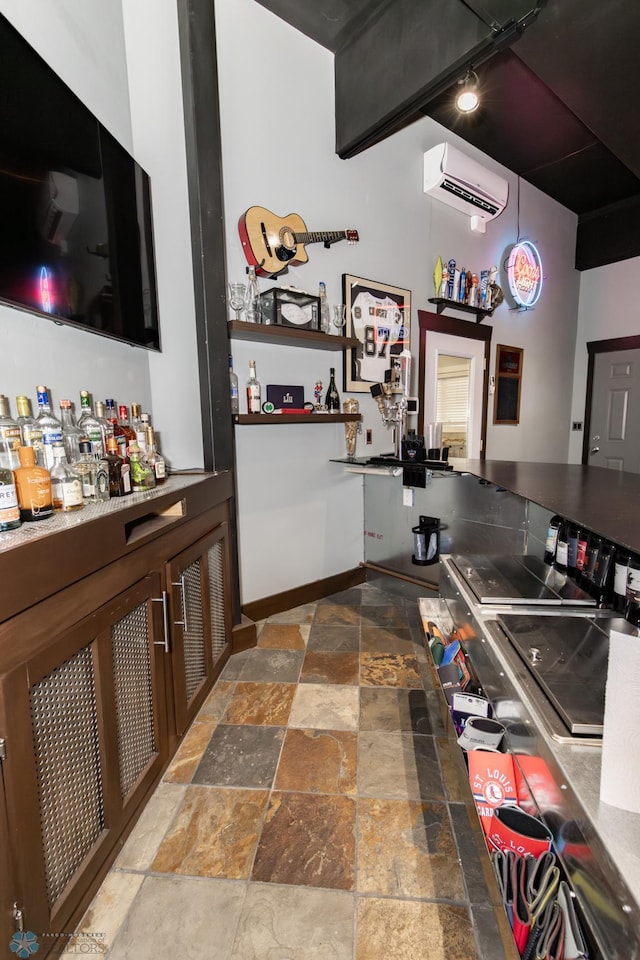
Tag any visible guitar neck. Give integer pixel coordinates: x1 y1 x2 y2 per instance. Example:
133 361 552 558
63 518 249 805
294 231 346 245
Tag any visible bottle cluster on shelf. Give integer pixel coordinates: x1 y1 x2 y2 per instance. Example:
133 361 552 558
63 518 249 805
434 256 502 312
544 515 639 622
229 357 342 415
0 387 166 532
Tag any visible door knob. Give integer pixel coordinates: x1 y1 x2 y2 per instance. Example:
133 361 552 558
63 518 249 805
590 446 600 454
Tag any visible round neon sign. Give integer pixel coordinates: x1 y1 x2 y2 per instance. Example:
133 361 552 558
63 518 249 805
507 240 543 307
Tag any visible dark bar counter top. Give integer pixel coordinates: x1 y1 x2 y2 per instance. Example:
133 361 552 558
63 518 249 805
454 460 640 555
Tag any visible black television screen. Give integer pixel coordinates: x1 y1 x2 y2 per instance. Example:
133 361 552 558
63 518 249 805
0 15 160 350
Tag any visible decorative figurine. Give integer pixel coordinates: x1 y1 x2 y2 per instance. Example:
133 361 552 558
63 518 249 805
314 380 323 409
434 256 443 297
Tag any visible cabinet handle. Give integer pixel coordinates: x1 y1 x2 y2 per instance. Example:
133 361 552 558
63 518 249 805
172 576 188 633
151 592 170 652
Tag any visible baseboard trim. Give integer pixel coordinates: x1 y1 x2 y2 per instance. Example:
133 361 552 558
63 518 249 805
232 614 258 653
241 566 366 622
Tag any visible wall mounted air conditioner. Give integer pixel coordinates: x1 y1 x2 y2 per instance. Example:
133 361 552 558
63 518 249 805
423 142 508 234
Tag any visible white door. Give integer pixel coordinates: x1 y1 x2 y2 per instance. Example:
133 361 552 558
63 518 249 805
423 332 486 458
588 348 640 473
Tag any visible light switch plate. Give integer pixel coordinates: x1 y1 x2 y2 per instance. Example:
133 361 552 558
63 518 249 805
403 487 414 507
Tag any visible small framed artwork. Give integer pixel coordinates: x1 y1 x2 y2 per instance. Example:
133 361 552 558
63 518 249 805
494 344 523 424
343 274 411 392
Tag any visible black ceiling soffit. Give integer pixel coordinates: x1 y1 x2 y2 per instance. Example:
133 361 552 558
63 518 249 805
253 0 640 271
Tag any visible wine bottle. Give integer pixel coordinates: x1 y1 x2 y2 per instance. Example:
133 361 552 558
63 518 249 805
325 367 340 412
246 360 262 414
543 515 561 565
576 529 588 579
580 534 602 592
554 520 569 572
625 556 640 626
591 541 615 606
567 525 580 578
613 551 630 613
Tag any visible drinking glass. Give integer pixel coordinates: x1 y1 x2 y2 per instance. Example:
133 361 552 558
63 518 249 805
228 282 246 321
332 304 347 330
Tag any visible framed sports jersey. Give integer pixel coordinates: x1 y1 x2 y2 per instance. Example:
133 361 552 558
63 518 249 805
342 274 411 392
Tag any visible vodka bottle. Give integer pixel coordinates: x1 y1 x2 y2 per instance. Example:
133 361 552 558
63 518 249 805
36 386 63 470
319 282 330 333
59 399 83 463
0 463 21 531
75 440 98 501
0 395 22 470
14 445 53 521
94 401 115 448
16 396 45 467
229 355 239 414
136 412 151 452
244 266 262 324
246 360 262 413
325 367 340 412
78 390 106 457
145 426 166 484
50 442 84 512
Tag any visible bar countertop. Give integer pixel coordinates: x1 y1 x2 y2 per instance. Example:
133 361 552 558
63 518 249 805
454 460 640 555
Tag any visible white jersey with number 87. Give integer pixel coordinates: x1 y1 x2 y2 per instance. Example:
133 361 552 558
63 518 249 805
351 291 405 382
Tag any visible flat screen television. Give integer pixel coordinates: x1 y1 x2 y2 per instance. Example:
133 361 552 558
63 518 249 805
0 15 160 350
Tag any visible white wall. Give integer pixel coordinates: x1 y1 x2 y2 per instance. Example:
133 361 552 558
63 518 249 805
0 1 203 471
214 0 580 603
568 257 640 463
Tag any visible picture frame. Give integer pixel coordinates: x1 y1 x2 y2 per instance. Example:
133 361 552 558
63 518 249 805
494 344 524 425
342 274 411 393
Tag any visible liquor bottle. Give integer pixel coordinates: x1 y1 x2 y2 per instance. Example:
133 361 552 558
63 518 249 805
319 282 330 333
136 412 151 452
145 426 166 483
613 551 630 613
105 436 131 497
50 442 84 512
35 386 63 470
325 368 340 412
625 556 640 626
130 403 142 438
59 399 84 463
128 442 156 492
94 400 115 448
0 463 21 531
229 355 239 414
15 396 45 467
244 266 262 324
246 360 262 413
576 529 588 579
580 534 602 592
118 405 137 455
591 541 615 606
554 520 569 572
78 391 106 457
0 395 22 470
543 515 562 565
104 399 128 458
75 440 99 501
14 445 53 521
567 525 580 578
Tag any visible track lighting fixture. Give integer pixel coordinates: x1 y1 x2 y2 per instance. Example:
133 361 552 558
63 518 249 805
455 69 480 114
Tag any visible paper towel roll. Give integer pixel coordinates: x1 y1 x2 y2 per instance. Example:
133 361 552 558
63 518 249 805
600 628 640 812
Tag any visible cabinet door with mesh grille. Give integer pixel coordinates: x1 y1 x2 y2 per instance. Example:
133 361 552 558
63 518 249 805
0 573 168 942
166 523 232 735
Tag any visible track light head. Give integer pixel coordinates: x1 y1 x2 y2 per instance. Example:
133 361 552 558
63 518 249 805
455 70 480 114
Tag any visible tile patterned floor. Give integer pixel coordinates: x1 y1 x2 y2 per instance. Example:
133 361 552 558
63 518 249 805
66 583 514 960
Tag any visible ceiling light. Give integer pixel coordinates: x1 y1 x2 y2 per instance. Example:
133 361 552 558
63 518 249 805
455 70 480 114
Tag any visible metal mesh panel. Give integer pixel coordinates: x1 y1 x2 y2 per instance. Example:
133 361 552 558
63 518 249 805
29 645 105 907
112 602 156 798
182 559 206 701
207 540 227 663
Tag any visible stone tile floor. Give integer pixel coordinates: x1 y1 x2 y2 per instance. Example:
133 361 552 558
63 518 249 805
65 583 513 960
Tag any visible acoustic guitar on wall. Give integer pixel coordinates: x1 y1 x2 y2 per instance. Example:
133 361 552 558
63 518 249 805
238 205 359 277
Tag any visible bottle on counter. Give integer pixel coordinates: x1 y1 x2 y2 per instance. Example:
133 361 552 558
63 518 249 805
554 520 569 573
14 445 53 521
244 265 262 324
128 442 156 492
613 551 631 613
94 400 115 450
59 398 84 463
229 355 239 414
15 396 45 467
0 395 22 470
35 386 63 471
319 282 330 333
78 390 106 458
625 555 640 626
567 525 580 578
105 436 131 498
104 399 133 458
543 515 562 565
580 534 602 592
136 412 151 453
75 440 99 502
50 442 84 512
118 405 137 454
591 541 615 605
246 360 262 413
575 529 588 580
145 426 166 484
130 402 142 438
0 461 21 531
325 367 340 412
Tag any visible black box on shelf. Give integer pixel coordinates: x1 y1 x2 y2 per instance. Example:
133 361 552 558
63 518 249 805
260 287 320 330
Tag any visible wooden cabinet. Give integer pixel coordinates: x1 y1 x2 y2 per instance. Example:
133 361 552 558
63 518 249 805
0 474 238 953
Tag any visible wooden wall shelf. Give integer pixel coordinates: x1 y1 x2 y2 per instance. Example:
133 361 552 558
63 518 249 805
427 297 493 324
228 320 359 350
234 413 361 425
